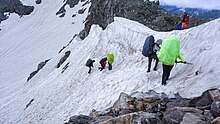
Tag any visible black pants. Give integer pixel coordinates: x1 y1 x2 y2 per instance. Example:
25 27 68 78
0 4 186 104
162 64 174 85
108 62 112 70
148 54 159 72
88 67 92 74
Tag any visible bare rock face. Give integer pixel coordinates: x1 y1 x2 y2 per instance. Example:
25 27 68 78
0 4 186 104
0 0 34 23
83 0 209 39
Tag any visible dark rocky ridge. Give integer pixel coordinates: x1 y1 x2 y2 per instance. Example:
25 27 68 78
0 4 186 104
27 59 50 81
0 0 34 23
56 0 87 17
82 0 209 39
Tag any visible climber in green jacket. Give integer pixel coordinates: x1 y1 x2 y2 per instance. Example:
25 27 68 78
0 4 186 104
107 53 114 70
158 36 186 85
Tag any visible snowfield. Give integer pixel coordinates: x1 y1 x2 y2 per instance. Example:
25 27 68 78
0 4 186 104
0 0 220 123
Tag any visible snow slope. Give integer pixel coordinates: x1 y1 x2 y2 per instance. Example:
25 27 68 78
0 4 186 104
0 1 220 123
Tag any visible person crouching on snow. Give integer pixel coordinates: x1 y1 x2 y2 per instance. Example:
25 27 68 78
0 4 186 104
98 57 107 71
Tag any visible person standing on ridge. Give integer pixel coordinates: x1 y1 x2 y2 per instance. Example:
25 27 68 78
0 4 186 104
181 12 190 29
176 12 190 30
142 35 159 72
158 36 186 85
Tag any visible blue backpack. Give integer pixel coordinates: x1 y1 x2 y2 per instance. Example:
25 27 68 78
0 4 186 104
142 35 155 57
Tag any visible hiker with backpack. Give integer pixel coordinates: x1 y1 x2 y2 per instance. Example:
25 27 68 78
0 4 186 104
98 57 107 71
107 53 114 70
158 36 186 85
86 58 95 74
142 35 159 72
176 12 190 30
98 53 114 71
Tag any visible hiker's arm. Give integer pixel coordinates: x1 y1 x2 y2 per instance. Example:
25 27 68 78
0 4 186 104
178 53 186 63
155 43 160 49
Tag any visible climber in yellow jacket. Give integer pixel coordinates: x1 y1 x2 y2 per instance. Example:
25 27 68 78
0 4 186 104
158 36 186 85
107 53 114 70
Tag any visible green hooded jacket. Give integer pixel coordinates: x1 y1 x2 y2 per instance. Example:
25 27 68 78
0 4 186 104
107 54 114 64
158 36 185 65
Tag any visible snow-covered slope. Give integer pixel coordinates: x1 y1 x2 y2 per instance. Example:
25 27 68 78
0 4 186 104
0 1 220 123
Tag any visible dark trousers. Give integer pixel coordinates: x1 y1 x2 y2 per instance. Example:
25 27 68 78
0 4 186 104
88 67 92 74
108 62 112 70
162 64 174 85
148 54 159 72
88 65 94 74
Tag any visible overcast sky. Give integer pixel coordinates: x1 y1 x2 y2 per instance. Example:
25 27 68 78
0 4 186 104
158 0 220 10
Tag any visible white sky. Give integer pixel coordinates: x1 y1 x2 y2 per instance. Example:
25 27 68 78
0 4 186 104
159 0 220 10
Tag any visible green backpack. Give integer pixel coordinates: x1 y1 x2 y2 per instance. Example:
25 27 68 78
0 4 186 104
107 54 114 64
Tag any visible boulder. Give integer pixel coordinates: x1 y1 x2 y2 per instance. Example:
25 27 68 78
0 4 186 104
67 115 92 124
163 107 203 124
209 89 220 101
111 92 135 112
211 101 220 117
189 90 213 109
180 113 205 124
166 99 190 111
212 117 220 124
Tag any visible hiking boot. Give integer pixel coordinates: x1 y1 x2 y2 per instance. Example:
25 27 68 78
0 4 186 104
147 70 150 73
162 77 167 85
153 68 157 71
162 82 166 86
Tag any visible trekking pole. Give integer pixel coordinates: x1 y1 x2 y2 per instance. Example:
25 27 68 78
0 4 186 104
176 61 193 65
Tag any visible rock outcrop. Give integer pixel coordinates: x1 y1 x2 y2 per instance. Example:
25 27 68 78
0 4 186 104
56 0 85 17
83 0 209 39
66 89 220 124
0 0 34 23
56 51 71 68
27 59 50 81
